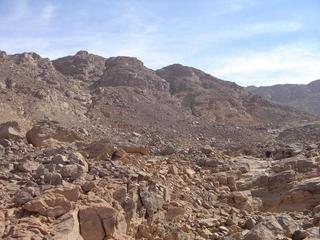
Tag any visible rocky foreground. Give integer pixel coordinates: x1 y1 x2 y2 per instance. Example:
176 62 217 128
0 120 320 240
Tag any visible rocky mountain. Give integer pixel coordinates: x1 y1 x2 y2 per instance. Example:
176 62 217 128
1 50 314 151
1 50 320 239
248 80 320 116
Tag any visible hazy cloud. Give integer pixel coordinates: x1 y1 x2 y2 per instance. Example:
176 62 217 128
211 44 320 86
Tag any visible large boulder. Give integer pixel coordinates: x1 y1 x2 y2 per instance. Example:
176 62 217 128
244 215 284 240
244 223 276 240
23 186 80 218
23 192 72 218
228 191 262 211
79 202 127 240
53 210 84 240
282 177 320 208
26 120 81 147
272 155 317 173
268 170 295 189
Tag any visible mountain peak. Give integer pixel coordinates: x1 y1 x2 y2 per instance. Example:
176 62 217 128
75 50 90 56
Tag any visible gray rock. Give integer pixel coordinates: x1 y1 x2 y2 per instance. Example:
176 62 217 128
13 190 33 206
44 172 63 185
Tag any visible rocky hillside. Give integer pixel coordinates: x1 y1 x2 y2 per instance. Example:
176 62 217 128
0 50 313 154
248 80 320 116
0 50 314 135
1 50 320 239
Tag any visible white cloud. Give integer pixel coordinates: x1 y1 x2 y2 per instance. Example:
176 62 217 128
41 2 56 23
210 44 320 86
198 20 303 45
242 21 302 35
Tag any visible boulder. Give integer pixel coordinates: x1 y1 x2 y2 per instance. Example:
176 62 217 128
230 191 261 211
61 164 83 179
13 190 33 206
197 158 224 168
79 203 127 240
69 152 88 172
51 186 81 202
273 145 302 160
283 177 320 207
0 121 23 139
122 145 149 155
294 177 320 194
23 186 79 218
272 155 316 173
160 143 176 155
185 168 195 178
79 207 105 240
26 120 81 147
200 145 213 155
245 218 256 230
44 172 63 185
244 215 284 240
244 223 275 240
276 215 298 237
53 210 83 240
292 230 310 240
85 142 115 159
0 139 11 147
138 182 169 219
168 165 179 175
81 181 96 193
198 218 219 227
15 160 40 173
23 192 72 218
268 170 295 188
51 154 68 164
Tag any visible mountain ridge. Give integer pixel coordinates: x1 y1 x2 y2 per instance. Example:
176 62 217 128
248 79 320 116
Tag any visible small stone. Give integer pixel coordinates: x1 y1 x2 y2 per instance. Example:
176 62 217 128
13 190 33 206
168 165 178 175
185 168 195 178
245 218 256 230
219 226 229 234
44 172 63 185
81 181 96 193
198 218 219 227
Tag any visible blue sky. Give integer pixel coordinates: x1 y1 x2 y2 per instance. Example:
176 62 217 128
0 0 320 86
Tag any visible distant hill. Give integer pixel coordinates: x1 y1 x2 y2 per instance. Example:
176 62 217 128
248 80 320 116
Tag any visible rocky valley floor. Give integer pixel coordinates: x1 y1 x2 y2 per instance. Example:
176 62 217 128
0 50 320 239
0 120 320 240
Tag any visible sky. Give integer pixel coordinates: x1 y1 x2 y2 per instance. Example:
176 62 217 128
0 0 320 86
